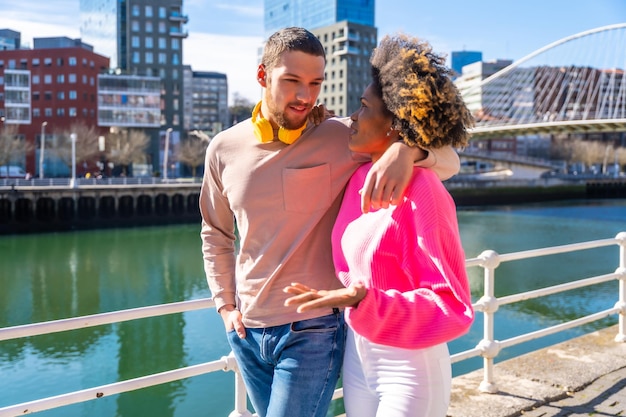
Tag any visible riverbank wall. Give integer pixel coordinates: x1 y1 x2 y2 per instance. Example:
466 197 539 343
0 179 624 235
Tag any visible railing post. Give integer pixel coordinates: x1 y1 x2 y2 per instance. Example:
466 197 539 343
614 232 626 342
476 250 501 393
222 352 254 417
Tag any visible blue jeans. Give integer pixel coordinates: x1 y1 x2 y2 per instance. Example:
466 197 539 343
227 310 346 417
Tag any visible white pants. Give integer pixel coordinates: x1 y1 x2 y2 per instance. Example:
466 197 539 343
342 327 451 417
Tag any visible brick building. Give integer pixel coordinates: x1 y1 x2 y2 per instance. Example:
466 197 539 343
0 37 109 176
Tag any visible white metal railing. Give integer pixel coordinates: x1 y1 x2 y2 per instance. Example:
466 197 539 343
0 177 202 188
0 232 625 416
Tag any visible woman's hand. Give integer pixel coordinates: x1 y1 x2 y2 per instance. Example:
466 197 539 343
308 104 336 125
283 282 367 313
360 142 426 213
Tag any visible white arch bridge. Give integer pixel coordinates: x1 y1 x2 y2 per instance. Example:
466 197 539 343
457 23 626 139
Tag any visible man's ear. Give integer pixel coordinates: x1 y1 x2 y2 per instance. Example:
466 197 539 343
257 64 267 88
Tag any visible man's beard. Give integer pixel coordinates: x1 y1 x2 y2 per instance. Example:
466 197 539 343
266 96 309 130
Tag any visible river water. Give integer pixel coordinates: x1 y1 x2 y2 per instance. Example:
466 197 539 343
1 199 625 417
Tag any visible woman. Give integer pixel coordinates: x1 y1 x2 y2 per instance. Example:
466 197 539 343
284 34 475 417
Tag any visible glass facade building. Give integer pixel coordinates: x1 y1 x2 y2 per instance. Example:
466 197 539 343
264 0 374 37
451 51 483 79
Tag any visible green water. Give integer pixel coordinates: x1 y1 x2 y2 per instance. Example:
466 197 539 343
1 199 625 416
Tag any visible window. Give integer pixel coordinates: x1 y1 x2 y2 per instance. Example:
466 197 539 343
159 22 166 33
159 6 166 18
158 37 167 49
132 5 140 16
145 37 153 48
146 21 153 33
158 53 167 64
44 91 52 100
69 57 77 66
132 36 140 47
57 91 65 100
57 74 65 83
171 38 180 50
69 90 77 100
57 108 65 116
172 53 179 65
145 52 153 64
69 74 77 83
8 59 16 69
32 58 40 66
57 58 64 66
132 20 140 32
82 75 87 84
132 52 140 64
145 5 153 17
33 108 40 117
32 75 40 84
69 107 77 117
44 75 52 84
33 92 40 100
45 108 52 117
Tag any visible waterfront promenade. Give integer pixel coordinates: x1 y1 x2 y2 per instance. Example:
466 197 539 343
446 324 626 417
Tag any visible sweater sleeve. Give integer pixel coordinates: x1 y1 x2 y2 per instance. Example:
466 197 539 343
345 170 474 349
415 145 460 181
200 137 237 313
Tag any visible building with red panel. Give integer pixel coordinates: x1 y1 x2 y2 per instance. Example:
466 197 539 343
0 37 109 176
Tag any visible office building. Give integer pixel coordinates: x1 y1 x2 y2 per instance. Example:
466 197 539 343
313 22 376 117
79 0 188 168
0 29 21 51
451 50 482 79
264 0 377 117
0 36 109 175
454 59 513 116
187 71 229 135
264 0 374 37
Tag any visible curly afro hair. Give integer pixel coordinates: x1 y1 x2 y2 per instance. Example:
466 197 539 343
370 34 474 149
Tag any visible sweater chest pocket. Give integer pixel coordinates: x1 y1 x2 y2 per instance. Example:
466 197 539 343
283 164 331 213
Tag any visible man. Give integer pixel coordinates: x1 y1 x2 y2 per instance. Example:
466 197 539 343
200 27 460 417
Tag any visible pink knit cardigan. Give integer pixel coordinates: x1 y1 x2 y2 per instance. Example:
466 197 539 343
331 163 474 349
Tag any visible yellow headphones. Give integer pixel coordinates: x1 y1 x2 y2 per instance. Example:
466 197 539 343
251 101 306 144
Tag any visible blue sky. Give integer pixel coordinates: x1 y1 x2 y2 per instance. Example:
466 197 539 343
0 0 624 103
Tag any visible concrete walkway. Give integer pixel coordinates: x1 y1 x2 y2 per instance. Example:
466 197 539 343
447 324 626 417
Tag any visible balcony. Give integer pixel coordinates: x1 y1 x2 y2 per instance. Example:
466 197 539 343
169 11 189 23
169 27 189 38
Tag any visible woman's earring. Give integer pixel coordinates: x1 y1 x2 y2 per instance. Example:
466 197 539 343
386 127 394 137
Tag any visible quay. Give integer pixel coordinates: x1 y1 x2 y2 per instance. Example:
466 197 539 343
0 178 201 234
447 324 626 417
1 176 625 235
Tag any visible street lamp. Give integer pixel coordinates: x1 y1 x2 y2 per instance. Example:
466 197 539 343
70 133 77 188
39 121 48 179
163 128 173 180
98 135 106 177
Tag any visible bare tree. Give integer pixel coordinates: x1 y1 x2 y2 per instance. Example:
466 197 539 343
229 93 255 126
176 130 210 177
51 122 101 170
106 128 150 176
0 124 33 175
